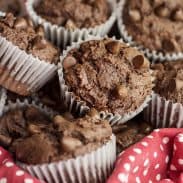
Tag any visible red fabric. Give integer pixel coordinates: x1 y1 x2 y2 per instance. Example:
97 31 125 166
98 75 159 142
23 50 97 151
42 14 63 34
0 147 44 183
108 128 183 183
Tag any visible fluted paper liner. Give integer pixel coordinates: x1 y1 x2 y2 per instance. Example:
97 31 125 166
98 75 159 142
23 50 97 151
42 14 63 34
117 0 183 62
58 36 152 126
0 87 7 116
26 0 116 48
19 135 116 183
143 93 183 128
0 13 57 96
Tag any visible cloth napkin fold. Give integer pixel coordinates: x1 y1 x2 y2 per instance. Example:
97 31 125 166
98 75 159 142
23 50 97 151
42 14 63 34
107 128 183 183
0 147 44 183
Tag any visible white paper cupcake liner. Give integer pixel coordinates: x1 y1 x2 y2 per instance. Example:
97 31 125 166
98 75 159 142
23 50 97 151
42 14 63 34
25 0 116 48
143 93 183 128
58 36 152 126
0 87 7 116
117 0 183 62
18 135 116 183
1 97 57 118
0 13 57 96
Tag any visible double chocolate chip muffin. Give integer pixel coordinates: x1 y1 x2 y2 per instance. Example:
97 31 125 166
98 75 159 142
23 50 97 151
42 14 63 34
113 119 153 154
63 38 152 116
152 60 183 103
0 106 112 165
122 0 183 53
34 0 110 30
0 13 60 63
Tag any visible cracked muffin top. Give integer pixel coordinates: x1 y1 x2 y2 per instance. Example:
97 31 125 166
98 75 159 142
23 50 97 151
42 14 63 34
63 38 152 115
0 106 112 164
122 0 183 53
0 13 60 64
152 60 183 103
34 0 110 29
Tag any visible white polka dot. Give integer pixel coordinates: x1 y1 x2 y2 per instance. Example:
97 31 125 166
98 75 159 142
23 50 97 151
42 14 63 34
156 174 161 181
133 148 142 154
154 129 160 132
178 159 183 165
16 170 24 176
5 162 14 167
174 144 177 151
136 177 141 183
143 169 148 176
160 144 164 151
147 135 153 139
124 163 130 171
0 150 2 155
165 156 169 164
170 165 177 171
162 137 169 144
118 173 128 182
24 179 33 183
129 156 135 162
155 164 160 169
144 159 149 167
154 152 158 158
178 134 183 142
141 142 148 147
149 180 152 183
133 166 139 173
0 178 7 183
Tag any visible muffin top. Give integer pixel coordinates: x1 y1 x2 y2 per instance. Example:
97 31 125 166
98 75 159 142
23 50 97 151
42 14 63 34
34 0 110 29
0 13 60 64
0 106 112 164
152 60 183 103
123 0 183 53
63 39 152 115
0 0 21 16
112 119 152 154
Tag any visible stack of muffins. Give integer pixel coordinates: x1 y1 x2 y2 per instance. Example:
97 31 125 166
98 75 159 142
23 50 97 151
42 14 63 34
0 0 182 183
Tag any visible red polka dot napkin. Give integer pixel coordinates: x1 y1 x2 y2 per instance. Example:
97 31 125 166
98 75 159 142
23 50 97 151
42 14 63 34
0 147 44 183
107 128 183 183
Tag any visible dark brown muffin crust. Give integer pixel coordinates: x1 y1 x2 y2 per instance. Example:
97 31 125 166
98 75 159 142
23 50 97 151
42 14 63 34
0 106 112 164
63 39 152 115
113 119 153 154
123 0 183 53
0 13 60 64
34 0 110 29
152 60 183 103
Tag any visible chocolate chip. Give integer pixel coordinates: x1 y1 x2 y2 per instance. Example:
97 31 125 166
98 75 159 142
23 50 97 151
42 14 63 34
129 9 141 22
14 17 28 29
105 41 121 54
32 36 47 49
65 19 77 30
162 39 175 52
0 134 12 147
4 13 15 27
36 25 45 37
61 136 82 152
132 55 149 69
63 56 77 69
175 78 183 91
115 85 128 99
172 9 183 21
155 5 170 18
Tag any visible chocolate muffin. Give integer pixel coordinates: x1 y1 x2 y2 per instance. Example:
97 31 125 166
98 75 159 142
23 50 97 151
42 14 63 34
0 0 22 16
122 0 183 53
62 38 152 116
0 13 59 63
0 106 112 164
113 119 153 154
152 60 183 103
34 0 110 29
